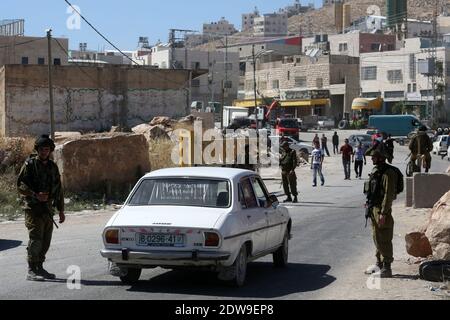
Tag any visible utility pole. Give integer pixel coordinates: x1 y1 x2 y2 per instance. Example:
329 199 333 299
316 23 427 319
252 44 257 112
46 29 55 140
431 0 439 121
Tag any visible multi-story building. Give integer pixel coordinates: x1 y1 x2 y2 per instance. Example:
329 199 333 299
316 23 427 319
203 18 237 36
217 36 303 99
0 35 69 66
242 8 260 32
349 16 434 39
281 0 314 17
151 44 240 107
239 53 360 120
302 31 396 58
360 38 450 121
253 13 288 37
323 0 342 6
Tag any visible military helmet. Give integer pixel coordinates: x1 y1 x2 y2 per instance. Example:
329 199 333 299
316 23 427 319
34 135 55 152
419 125 428 132
281 141 290 148
366 148 387 159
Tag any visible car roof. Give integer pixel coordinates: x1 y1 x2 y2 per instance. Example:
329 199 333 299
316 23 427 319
143 167 256 181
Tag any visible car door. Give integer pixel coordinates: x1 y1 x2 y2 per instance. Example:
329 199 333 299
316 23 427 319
251 176 283 249
239 177 268 255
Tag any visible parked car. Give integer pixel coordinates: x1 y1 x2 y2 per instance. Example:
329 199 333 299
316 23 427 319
100 167 291 287
432 135 449 155
348 134 372 150
276 136 314 155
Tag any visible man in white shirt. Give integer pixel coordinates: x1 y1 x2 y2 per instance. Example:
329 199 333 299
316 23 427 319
311 141 325 187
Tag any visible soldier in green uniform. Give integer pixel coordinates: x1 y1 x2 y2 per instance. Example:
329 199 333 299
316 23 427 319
17 135 65 281
280 141 298 203
409 126 433 173
364 149 399 278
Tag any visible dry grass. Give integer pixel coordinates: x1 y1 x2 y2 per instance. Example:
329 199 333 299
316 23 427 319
0 137 35 173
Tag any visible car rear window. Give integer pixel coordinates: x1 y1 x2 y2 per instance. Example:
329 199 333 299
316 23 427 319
128 178 231 208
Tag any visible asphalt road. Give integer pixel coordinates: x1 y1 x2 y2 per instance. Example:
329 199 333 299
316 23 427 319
0 131 448 300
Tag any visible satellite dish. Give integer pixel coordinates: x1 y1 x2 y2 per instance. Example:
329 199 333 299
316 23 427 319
367 5 381 16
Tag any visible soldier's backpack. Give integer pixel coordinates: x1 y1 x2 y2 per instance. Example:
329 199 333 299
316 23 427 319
380 164 404 195
419 260 450 282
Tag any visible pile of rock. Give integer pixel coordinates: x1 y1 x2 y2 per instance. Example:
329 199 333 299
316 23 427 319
132 115 202 142
406 191 450 260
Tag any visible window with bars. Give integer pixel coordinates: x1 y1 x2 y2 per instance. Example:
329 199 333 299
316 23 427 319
272 80 279 89
339 43 348 52
409 54 416 80
361 66 377 80
294 76 307 87
387 70 403 84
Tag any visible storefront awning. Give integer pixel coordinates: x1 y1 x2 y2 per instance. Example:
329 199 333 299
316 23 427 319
280 99 329 107
352 97 383 111
233 99 329 108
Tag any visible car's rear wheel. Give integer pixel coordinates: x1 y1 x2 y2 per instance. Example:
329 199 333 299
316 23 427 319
273 231 289 268
119 268 142 285
232 245 248 287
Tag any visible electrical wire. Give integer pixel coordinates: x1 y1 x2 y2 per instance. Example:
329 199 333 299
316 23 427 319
64 0 139 65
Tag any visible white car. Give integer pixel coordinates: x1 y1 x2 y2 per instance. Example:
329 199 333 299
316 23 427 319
433 135 449 155
100 167 291 287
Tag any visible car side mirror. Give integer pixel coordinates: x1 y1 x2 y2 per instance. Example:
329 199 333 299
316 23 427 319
269 195 279 208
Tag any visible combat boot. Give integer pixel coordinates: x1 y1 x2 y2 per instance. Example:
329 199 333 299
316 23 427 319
36 263 56 280
293 196 298 203
379 262 393 278
27 262 45 282
283 196 292 203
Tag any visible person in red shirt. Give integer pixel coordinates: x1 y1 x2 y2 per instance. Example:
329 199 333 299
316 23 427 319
340 138 354 180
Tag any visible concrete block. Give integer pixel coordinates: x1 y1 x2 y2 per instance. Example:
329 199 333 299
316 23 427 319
54 133 150 198
406 177 413 207
413 173 450 209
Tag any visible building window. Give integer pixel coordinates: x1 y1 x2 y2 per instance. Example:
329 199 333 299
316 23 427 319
387 70 403 84
296 57 301 63
361 66 377 80
413 83 417 92
287 71 290 81
371 43 381 51
420 89 432 97
245 80 253 91
409 54 416 80
316 78 323 88
191 62 200 70
272 80 279 89
294 76 307 87
191 79 200 87
339 43 348 52
54 58 61 66
259 81 267 90
21 57 29 65
407 84 411 93
387 44 395 51
38 58 45 65
384 91 404 99
224 80 233 89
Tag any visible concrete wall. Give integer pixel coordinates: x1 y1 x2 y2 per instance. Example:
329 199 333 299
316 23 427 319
1 64 191 137
0 36 69 66
413 173 450 208
54 133 150 197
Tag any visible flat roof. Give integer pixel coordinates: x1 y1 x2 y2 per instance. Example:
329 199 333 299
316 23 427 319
144 167 255 180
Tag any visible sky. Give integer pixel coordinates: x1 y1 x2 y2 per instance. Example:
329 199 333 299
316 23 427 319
1 0 322 51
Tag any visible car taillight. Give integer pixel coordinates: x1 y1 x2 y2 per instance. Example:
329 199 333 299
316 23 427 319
105 229 120 244
204 232 220 247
